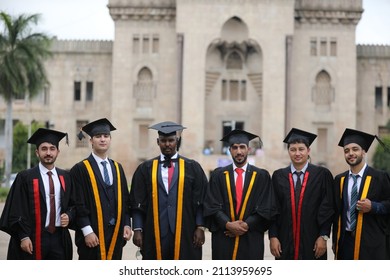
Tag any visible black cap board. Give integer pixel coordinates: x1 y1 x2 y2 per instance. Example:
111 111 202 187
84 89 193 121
79 118 116 139
338 128 376 152
149 121 186 137
27 128 68 148
220 129 260 146
283 128 317 147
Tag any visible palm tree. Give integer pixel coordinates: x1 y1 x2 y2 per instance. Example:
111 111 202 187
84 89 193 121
0 12 52 187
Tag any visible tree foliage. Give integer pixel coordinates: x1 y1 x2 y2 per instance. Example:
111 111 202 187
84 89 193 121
12 121 42 172
373 119 390 173
0 12 52 186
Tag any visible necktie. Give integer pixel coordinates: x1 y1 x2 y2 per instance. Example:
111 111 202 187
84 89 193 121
101 161 110 185
47 171 56 233
294 171 302 207
168 163 174 190
350 174 359 231
235 168 244 214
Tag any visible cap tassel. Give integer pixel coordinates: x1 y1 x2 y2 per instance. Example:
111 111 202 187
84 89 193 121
65 133 69 146
375 135 390 153
77 129 85 141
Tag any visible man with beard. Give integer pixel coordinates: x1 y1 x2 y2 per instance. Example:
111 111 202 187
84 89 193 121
333 128 390 259
269 128 334 260
70 118 132 260
130 121 208 260
204 129 276 259
0 128 78 259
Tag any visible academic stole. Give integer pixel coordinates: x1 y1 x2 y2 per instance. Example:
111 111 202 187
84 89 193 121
151 158 185 260
83 160 122 260
32 174 65 260
335 175 371 260
224 170 257 260
288 172 309 260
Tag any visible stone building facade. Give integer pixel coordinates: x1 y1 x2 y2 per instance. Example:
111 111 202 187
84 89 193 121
1 0 390 181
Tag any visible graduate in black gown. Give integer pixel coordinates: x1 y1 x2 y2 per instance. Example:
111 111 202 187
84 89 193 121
70 118 132 260
204 129 276 260
333 128 390 260
130 121 208 260
269 128 334 260
0 128 77 259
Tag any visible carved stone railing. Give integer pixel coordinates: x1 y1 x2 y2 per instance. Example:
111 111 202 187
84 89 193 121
108 0 176 21
295 0 363 25
51 39 113 53
357 45 390 58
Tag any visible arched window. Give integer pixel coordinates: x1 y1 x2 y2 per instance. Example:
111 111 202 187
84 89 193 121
133 67 154 107
312 70 334 107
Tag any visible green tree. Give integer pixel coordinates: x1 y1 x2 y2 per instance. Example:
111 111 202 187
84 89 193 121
372 135 390 173
0 12 52 187
12 121 41 172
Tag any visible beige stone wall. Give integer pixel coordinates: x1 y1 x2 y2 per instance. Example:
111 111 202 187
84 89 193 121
3 0 390 183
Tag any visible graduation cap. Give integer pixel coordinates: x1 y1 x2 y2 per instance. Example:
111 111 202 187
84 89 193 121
78 118 116 140
149 121 186 137
220 129 261 147
338 128 376 152
283 128 317 147
27 128 68 148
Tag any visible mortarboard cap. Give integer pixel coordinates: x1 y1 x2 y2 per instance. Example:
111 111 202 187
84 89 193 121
220 129 261 146
283 128 317 147
149 121 186 137
79 118 116 139
338 128 376 152
27 128 68 148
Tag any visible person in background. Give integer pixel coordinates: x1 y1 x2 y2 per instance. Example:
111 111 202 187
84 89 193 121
130 121 208 260
269 128 334 260
204 129 276 260
0 128 78 259
333 128 390 260
70 118 132 260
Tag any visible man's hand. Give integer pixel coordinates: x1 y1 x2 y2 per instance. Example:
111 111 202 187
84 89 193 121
133 230 143 248
123 226 132 241
193 227 205 248
60 213 69 227
313 236 327 258
224 220 248 237
356 199 372 213
269 237 282 258
20 237 33 255
85 232 99 248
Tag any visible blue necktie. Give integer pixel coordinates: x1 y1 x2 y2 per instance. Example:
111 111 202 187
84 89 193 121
101 161 110 185
350 174 359 231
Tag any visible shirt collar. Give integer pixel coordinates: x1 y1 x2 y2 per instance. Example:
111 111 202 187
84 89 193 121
349 163 367 178
160 152 178 161
233 162 248 172
39 162 57 177
92 152 108 164
290 161 309 174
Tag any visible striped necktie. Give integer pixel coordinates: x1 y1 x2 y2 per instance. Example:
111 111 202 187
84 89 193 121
101 161 110 185
350 174 359 231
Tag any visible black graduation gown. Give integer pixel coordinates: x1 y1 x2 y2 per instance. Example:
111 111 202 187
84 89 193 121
70 154 130 260
129 155 208 260
269 164 334 260
203 164 277 260
333 166 390 260
0 166 76 260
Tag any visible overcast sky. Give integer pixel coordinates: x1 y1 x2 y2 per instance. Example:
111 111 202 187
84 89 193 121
1 0 389 44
